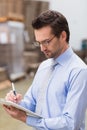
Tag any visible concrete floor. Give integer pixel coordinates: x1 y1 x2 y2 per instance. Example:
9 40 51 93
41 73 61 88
0 76 87 130
0 76 32 130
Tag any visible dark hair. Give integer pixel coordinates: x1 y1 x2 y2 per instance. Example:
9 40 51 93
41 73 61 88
32 10 70 42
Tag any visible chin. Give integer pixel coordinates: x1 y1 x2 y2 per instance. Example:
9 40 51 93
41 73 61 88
44 52 53 58
45 55 53 59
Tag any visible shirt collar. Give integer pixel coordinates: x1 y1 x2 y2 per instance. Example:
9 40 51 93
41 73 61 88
53 46 74 66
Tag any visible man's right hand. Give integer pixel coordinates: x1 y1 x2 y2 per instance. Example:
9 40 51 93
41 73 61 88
5 90 22 103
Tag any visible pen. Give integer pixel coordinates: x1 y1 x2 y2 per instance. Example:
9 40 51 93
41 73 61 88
11 82 16 96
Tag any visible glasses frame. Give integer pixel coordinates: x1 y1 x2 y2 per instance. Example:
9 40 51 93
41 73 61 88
33 35 56 47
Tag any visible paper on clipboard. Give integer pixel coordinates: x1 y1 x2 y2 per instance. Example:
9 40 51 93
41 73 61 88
0 98 42 118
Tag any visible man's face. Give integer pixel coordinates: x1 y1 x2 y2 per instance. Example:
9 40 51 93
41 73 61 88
34 26 68 59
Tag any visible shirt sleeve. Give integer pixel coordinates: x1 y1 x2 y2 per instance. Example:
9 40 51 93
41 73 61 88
25 69 87 130
26 116 73 130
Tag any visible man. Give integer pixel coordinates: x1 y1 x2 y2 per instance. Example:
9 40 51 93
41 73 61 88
3 10 87 130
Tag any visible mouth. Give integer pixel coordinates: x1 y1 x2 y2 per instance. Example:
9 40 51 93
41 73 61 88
43 51 50 57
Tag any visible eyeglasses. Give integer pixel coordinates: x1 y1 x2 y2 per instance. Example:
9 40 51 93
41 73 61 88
33 35 56 47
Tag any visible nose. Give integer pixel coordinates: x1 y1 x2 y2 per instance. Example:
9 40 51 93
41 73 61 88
40 44 46 52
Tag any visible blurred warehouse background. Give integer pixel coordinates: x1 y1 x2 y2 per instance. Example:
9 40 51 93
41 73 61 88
0 0 87 88
0 0 49 88
0 0 87 130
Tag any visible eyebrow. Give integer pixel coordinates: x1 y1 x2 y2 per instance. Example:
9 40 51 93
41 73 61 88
36 38 49 43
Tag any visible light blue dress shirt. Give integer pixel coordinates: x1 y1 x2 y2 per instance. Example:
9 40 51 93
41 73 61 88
20 47 87 130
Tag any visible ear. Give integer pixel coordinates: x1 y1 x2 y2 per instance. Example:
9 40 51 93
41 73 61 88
61 31 67 41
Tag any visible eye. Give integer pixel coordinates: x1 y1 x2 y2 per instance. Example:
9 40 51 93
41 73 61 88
42 40 50 44
45 39 51 44
47 39 51 43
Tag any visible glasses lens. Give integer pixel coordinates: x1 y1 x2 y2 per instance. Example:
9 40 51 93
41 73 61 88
33 35 55 47
33 42 40 47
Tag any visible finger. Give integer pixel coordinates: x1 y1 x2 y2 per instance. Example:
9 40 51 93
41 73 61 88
16 94 22 102
5 91 22 103
5 92 16 103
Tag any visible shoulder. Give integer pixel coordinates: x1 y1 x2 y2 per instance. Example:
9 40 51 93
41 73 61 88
68 66 87 85
73 52 87 67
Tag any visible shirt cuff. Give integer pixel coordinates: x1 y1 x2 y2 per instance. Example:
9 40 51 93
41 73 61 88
26 116 48 130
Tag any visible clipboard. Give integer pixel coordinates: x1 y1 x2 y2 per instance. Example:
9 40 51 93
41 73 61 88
0 98 42 118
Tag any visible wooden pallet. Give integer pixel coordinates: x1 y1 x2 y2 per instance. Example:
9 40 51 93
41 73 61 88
0 13 24 23
7 12 24 22
0 17 8 22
